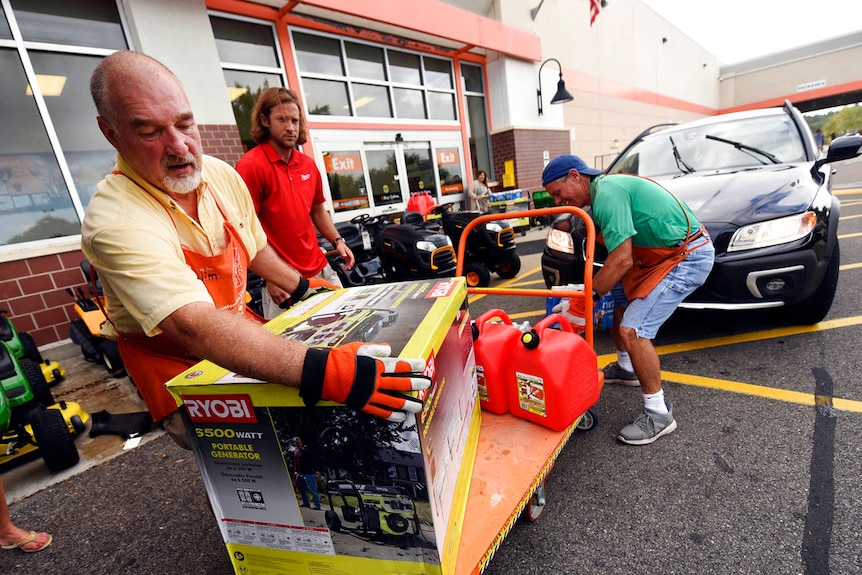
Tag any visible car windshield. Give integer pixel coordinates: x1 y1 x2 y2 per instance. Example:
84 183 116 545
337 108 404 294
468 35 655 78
608 114 806 177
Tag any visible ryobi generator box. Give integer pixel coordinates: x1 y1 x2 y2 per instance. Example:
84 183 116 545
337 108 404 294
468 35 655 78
166 278 480 575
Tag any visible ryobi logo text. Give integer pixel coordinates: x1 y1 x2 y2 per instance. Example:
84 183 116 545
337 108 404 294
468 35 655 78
183 394 257 424
426 280 457 299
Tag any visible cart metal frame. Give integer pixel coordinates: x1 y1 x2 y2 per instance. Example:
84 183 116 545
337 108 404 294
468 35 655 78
453 207 601 574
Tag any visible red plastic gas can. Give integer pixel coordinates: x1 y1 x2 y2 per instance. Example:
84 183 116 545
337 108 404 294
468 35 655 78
472 309 522 414
508 313 601 431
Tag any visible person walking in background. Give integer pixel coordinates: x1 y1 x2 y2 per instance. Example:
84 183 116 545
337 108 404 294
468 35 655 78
468 169 490 212
83 51 429 448
542 155 714 445
293 437 321 510
236 87 353 319
0 476 52 553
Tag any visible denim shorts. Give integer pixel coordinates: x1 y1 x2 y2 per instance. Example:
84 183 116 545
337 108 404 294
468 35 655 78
611 238 715 339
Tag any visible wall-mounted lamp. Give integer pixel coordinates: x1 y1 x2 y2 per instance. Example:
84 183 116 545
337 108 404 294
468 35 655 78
395 133 404 143
536 58 573 116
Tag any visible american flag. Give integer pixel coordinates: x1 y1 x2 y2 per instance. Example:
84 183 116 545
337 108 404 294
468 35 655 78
590 0 601 26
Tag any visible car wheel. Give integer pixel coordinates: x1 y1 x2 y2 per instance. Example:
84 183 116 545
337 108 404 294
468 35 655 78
21 358 54 408
496 254 522 279
463 263 491 287
790 243 840 325
30 408 80 473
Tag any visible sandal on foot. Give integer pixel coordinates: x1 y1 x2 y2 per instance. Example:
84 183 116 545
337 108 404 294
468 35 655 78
1 531 53 553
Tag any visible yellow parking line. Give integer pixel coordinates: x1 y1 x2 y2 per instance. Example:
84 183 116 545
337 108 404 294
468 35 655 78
833 189 862 195
839 231 862 240
471 261 862 412
658 371 862 413
840 213 862 220
650 315 862 355
841 262 862 271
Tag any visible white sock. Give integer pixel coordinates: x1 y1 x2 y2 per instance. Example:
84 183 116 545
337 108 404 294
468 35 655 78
643 389 668 413
616 351 633 372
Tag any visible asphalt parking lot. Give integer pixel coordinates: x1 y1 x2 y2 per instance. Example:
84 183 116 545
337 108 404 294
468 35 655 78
4 169 862 575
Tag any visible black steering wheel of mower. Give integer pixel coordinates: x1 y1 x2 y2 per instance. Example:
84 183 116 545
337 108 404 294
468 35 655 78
427 203 455 217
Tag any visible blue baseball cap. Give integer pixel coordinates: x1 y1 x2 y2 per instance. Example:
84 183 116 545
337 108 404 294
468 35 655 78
542 155 602 186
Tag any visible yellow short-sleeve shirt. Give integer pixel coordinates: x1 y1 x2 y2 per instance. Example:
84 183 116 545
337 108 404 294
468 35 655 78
80 154 267 337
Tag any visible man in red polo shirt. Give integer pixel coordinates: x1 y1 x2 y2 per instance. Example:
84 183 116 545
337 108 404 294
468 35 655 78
237 87 354 319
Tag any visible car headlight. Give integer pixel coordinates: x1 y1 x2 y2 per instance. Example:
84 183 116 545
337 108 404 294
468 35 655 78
546 227 575 254
485 221 510 232
727 211 817 252
416 240 437 252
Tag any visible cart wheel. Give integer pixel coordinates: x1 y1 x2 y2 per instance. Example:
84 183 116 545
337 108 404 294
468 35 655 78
576 408 599 432
522 481 547 523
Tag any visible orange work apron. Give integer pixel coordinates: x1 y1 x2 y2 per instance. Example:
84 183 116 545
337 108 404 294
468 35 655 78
621 228 707 300
114 178 261 421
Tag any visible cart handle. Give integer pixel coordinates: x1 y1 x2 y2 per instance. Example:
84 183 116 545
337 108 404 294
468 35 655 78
456 206 597 347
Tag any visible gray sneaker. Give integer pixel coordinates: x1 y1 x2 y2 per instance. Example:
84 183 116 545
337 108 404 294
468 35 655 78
618 404 677 445
603 362 640 387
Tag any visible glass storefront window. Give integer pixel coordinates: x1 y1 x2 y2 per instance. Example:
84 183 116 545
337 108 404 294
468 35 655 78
10 0 125 50
304 78 350 116
352 83 391 118
223 70 283 151
462 63 492 179
1 7 12 39
394 88 425 119
462 63 485 93
437 148 464 196
211 13 285 152
367 149 401 207
293 30 458 123
388 51 421 85
424 57 452 90
323 151 370 212
28 51 116 209
404 146 435 196
294 32 344 76
211 15 279 67
345 42 386 81
0 49 79 245
428 92 456 121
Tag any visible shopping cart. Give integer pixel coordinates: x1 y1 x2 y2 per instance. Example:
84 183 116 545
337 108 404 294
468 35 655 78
453 207 604 574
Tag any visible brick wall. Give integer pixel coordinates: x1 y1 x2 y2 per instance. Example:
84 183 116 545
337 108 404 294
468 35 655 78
1 124 247 347
0 250 90 346
490 128 571 192
199 123 245 166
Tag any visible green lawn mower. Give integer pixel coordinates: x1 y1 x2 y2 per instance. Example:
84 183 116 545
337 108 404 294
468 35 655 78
0 341 88 473
0 308 65 386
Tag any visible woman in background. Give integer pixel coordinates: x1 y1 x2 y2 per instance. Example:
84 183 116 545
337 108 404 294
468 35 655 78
468 169 490 212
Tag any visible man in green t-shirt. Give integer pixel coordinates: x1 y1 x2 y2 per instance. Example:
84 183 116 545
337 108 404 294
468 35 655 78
542 155 715 445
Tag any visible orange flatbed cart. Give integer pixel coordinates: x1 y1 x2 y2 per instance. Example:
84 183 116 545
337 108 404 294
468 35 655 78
451 207 602 574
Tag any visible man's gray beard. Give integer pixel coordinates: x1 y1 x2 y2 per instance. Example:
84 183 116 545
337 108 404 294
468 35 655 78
163 171 201 195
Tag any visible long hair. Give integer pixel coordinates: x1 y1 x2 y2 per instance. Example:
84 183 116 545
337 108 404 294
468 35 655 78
250 87 308 145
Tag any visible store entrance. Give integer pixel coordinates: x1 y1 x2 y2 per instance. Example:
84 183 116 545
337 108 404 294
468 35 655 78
365 141 435 213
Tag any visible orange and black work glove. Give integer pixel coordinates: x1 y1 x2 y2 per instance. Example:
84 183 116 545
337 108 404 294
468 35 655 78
300 342 430 422
280 277 339 309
